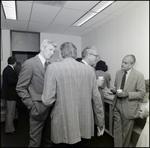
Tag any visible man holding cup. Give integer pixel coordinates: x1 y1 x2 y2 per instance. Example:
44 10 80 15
111 54 146 147
81 46 105 142
81 46 104 90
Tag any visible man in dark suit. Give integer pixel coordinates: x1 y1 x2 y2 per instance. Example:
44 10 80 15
1 56 19 135
111 54 146 147
42 42 105 147
16 39 57 147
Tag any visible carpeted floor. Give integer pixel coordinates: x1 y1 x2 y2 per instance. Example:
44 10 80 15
1 105 114 147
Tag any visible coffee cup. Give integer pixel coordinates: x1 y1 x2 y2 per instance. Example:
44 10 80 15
117 89 122 93
98 76 104 80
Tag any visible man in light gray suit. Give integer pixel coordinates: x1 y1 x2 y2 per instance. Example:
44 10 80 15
111 54 146 147
16 39 57 147
81 46 105 103
42 42 105 147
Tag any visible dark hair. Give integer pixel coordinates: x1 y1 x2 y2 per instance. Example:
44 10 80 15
95 60 108 72
7 56 16 64
14 62 22 75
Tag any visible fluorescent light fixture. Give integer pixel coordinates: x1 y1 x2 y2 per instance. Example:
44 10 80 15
73 1 115 27
1 1 17 20
73 12 97 27
91 1 114 13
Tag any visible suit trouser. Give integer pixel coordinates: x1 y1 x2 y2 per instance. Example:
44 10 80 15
29 114 51 147
113 98 134 147
52 138 91 147
5 100 16 133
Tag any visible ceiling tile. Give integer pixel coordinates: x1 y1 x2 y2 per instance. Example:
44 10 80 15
30 3 61 23
113 1 144 15
34 1 67 7
23 1 33 3
91 15 117 28
28 22 50 32
17 1 32 21
62 26 87 35
52 8 86 25
46 24 69 34
6 20 28 31
64 1 99 11
101 1 132 15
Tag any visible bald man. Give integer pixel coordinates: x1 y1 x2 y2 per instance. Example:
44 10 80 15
111 54 146 147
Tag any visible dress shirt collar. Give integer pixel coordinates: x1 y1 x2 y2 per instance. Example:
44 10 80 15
81 59 89 65
125 68 132 83
8 64 14 70
38 54 46 67
126 68 132 75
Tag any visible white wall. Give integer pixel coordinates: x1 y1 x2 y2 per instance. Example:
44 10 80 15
1 30 11 74
81 2 149 86
41 33 82 61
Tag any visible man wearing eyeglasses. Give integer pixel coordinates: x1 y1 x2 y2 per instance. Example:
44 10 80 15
81 46 99 68
81 46 104 88
81 46 105 146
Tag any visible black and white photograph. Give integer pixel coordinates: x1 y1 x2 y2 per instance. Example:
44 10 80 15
1 1 149 147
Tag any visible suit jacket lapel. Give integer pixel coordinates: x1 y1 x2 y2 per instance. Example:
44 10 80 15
124 69 135 91
35 55 45 77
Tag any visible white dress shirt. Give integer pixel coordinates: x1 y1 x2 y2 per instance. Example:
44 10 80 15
125 68 132 84
38 54 46 68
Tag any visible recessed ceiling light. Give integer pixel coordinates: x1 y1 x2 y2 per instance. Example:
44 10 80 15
73 12 97 27
1 1 17 20
73 1 115 27
91 1 114 13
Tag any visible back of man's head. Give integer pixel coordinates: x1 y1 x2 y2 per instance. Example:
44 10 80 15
60 42 77 59
7 56 16 65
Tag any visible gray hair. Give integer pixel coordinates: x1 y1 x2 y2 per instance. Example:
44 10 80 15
125 54 136 64
82 46 97 58
60 42 77 59
40 39 57 51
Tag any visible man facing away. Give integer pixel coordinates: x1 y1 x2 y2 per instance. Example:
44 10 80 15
1 56 19 135
111 54 146 147
42 42 105 147
16 39 57 147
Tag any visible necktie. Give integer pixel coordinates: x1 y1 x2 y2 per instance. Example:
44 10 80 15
120 71 127 90
44 61 49 71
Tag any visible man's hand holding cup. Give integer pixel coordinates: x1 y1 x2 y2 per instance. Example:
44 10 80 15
117 89 129 98
97 76 104 87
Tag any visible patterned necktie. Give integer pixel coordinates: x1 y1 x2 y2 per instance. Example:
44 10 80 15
120 71 127 90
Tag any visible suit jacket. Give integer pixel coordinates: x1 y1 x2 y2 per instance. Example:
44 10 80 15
42 58 104 144
1 65 19 101
112 68 146 119
16 55 49 121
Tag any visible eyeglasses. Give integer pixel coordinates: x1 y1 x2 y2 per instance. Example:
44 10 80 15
89 53 98 58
